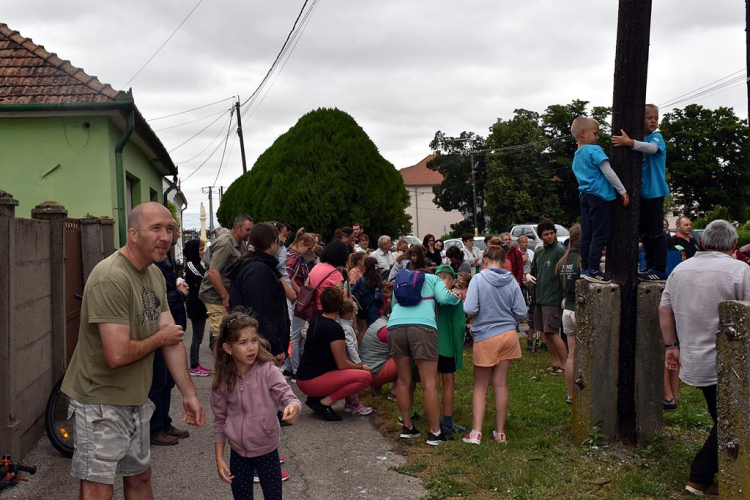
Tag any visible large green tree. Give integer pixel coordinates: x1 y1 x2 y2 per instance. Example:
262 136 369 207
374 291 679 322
659 104 750 220
216 108 411 238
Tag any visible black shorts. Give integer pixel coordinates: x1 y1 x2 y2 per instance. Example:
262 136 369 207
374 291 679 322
438 355 457 374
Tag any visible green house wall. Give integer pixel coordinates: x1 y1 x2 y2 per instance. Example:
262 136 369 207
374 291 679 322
0 114 165 246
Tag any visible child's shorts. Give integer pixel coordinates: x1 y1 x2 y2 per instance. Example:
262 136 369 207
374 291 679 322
562 310 577 336
437 355 456 374
473 330 521 367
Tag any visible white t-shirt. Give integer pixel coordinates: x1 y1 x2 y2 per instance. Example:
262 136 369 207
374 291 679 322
660 251 750 386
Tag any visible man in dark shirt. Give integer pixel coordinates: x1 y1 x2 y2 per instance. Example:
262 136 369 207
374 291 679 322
669 216 700 259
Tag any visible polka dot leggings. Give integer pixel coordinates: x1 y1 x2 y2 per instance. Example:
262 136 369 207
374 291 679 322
230 448 282 500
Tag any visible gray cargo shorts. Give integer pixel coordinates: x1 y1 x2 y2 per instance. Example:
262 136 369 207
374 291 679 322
68 399 155 484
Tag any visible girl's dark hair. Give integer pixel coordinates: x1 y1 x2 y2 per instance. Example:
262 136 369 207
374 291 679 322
348 252 365 271
446 245 463 261
363 257 382 289
396 244 426 270
212 309 274 394
321 240 349 267
556 223 582 280
422 234 435 248
320 286 345 314
249 222 279 252
434 239 444 250
184 239 203 266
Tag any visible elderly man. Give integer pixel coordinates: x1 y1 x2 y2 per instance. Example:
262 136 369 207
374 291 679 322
199 214 253 348
61 202 204 499
669 216 700 258
372 235 395 277
659 220 750 496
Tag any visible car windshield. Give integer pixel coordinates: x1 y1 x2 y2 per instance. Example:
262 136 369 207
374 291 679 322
474 239 486 251
555 225 569 237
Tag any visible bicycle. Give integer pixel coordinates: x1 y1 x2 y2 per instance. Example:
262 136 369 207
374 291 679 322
0 454 37 492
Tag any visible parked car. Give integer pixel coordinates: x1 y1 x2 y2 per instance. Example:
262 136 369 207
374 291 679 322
509 224 569 251
441 236 487 261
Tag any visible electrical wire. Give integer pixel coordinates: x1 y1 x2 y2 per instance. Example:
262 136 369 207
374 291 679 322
211 108 236 187
181 123 237 182
149 96 235 121
169 107 232 153
120 0 206 89
154 108 230 132
175 111 237 164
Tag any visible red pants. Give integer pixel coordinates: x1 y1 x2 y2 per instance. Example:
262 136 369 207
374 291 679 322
370 358 397 388
297 369 372 403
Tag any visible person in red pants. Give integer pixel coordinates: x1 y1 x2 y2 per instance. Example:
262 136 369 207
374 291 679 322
296 287 373 421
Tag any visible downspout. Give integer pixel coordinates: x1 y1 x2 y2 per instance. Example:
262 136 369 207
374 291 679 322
163 174 178 208
115 106 135 247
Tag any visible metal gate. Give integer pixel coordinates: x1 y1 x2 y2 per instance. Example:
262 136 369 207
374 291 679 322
64 218 84 366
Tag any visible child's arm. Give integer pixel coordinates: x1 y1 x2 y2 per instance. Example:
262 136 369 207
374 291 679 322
344 327 362 363
215 442 234 484
210 388 234 484
599 160 630 206
463 276 480 316
266 364 302 424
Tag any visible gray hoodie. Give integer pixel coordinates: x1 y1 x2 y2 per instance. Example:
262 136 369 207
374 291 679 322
464 268 527 342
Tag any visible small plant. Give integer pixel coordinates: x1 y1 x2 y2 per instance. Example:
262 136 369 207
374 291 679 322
582 423 605 448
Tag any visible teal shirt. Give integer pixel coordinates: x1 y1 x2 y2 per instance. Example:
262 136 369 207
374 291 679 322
387 274 461 331
641 132 669 199
572 145 615 201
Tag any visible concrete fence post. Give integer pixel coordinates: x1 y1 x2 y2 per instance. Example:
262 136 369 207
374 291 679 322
80 215 102 284
31 201 68 382
572 280 621 443
100 216 115 256
717 300 750 498
0 190 20 456
634 282 665 441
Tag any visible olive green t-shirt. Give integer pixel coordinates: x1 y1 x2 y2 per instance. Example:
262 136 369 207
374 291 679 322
530 243 566 306
198 232 246 304
61 251 168 406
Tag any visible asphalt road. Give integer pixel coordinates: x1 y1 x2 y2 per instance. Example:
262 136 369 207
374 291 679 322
7 324 426 500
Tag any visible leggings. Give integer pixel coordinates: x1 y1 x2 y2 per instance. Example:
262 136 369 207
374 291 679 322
370 358 397 388
230 448 281 500
189 318 207 369
297 369 372 402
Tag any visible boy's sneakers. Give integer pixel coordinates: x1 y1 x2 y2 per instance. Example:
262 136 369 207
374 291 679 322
584 270 612 284
399 424 420 439
397 411 422 425
638 268 667 281
462 430 482 445
426 430 448 446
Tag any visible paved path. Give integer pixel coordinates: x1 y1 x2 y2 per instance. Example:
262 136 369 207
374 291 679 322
8 325 426 499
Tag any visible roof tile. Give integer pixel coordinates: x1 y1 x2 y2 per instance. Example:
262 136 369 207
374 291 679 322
400 154 445 186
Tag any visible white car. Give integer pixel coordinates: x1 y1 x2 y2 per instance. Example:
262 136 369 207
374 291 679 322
509 224 569 250
441 236 487 260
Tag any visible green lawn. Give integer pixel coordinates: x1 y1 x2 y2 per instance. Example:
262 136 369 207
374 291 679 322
361 338 712 500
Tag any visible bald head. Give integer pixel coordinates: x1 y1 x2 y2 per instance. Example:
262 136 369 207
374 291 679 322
128 202 172 231
571 117 598 140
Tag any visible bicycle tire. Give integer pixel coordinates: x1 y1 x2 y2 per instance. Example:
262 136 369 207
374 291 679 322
45 374 74 458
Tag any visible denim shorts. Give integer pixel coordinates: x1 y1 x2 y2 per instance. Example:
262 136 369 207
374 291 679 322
69 399 155 484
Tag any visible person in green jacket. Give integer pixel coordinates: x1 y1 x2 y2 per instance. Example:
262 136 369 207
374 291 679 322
556 224 581 403
526 220 566 375
435 265 468 436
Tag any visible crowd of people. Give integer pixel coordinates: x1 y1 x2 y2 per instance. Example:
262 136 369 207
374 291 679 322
57 104 750 499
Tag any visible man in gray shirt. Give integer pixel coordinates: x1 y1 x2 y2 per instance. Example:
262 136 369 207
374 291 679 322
659 220 750 496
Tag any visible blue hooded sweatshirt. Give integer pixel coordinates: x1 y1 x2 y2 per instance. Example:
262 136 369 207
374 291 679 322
464 268 527 343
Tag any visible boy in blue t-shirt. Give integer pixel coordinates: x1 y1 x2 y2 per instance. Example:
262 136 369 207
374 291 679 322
570 117 630 283
612 104 670 280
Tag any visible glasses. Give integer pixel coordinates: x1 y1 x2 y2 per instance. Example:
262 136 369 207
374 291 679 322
428 239 434 243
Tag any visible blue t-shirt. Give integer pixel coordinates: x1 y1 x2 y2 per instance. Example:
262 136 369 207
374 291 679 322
641 131 669 199
572 145 615 201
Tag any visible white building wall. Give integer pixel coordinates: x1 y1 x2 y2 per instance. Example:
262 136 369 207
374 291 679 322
406 184 465 239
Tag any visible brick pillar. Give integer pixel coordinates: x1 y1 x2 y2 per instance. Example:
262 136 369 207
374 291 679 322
572 280 621 443
80 215 102 284
0 191 20 456
634 282 664 441
31 201 68 381
717 300 750 498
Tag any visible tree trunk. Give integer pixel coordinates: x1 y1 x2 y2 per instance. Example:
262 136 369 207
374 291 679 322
607 0 652 441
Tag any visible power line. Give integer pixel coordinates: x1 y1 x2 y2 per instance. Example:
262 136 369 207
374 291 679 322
169 107 232 153
175 111 237 164
120 0 206 89
181 123 238 182
148 96 235 121
154 108 230 132
211 107 236 187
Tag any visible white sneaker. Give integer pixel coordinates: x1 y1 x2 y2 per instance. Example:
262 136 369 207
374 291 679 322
462 430 482 445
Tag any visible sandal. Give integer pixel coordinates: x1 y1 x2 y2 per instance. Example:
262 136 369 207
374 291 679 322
663 398 678 411
544 365 559 372
551 366 565 375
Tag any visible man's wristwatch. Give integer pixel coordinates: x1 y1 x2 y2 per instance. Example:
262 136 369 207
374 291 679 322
664 341 680 349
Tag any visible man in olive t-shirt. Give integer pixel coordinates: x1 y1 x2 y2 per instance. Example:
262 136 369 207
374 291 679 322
61 202 204 498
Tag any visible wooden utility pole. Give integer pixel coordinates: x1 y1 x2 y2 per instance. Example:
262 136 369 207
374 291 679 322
606 0 652 440
236 97 248 174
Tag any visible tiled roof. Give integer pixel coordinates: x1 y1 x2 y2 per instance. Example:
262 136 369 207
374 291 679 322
400 154 444 186
0 23 123 104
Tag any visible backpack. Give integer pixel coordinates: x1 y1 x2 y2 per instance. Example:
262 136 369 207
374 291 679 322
294 269 337 322
393 269 431 307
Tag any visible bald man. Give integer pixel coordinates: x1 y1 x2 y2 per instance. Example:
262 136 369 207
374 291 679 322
62 202 205 499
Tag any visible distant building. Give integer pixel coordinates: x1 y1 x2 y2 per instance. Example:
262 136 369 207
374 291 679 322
400 154 464 239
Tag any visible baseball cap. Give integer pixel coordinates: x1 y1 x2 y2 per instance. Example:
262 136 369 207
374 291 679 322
435 264 457 277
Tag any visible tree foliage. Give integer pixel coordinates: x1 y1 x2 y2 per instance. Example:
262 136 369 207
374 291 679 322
216 108 411 238
659 104 749 220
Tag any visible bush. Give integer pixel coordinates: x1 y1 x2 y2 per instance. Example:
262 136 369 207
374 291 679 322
738 230 750 248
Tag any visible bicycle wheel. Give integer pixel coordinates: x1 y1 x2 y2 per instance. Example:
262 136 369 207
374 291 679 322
45 374 74 458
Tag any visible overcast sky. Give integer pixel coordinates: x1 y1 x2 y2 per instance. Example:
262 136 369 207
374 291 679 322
5 0 747 229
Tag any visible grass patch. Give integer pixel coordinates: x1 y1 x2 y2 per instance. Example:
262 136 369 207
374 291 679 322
361 336 711 499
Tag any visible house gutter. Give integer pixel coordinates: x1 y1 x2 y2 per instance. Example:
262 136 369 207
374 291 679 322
115 106 135 247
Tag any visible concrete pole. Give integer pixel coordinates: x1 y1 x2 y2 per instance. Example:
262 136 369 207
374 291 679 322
0 191 19 457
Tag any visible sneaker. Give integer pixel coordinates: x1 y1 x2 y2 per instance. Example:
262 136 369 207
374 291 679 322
638 269 667 281
289 376 297 385
312 401 342 421
398 411 422 425
566 395 573 404
584 270 612 284
399 424 420 439
580 269 591 279
198 364 212 374
255 470 291 483
685 481 718 496
150 432 178 446
462 430 482 445
540 342 548 352
663 398 678 411
305 397 321 410
282 369 294 379
351 403 373 416
279 455 285 464
526 339 534 352
189 367 209 377
491 430 507 443
440 425 455 440
426 430 448 446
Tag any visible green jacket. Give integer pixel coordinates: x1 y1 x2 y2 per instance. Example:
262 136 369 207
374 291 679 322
530 243 565 306
437 298 466 370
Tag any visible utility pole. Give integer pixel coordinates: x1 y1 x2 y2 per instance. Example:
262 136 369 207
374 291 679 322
235 97 248 174
607 0 653 440
471 153 478 236
201 186 221 235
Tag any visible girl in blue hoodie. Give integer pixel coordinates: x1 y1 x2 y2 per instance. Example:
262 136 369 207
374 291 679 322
462 244 527 445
